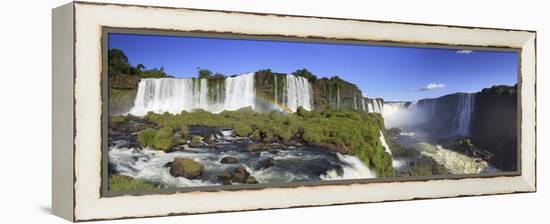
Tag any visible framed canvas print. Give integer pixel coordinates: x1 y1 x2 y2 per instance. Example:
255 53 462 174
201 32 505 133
52 1 537 222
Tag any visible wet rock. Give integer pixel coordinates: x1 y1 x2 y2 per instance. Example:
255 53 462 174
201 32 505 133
163 162 173 168
205 143 218 149
169 157 204 179
245 176 258 184
313 142 349 154
217 171 232 185
283 140 299 147
246 143 266 152
188 135 203 148
220 156 239 164
203 134 215 144
231 171 247 183
231 166 252 183
256 157 275 170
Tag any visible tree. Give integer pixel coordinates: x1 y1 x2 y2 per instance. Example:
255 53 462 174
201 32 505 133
292 68 317 83
198 69 212 79
136 64 145 72
108 48 134 77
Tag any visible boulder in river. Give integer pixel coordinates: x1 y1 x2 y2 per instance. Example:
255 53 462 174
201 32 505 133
220 156 239 164
231 166 248 183
217 171 232 185
245 176 258 184
256 157 275 170
246 143 266 152
169 157 204 179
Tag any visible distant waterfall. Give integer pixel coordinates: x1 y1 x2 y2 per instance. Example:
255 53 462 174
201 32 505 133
382 102 409 118
454 93 476 136
130 73 256 116
284 75 313 111
365 98 384 113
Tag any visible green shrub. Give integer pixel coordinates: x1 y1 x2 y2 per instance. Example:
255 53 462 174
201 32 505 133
110 115 127 123
137 128 157 147
108 175 155 191
233 123 252 137
302 126 323 144
153 127 174 151
190 135 201 145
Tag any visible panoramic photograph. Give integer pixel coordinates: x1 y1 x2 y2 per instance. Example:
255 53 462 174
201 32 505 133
106 32 518 191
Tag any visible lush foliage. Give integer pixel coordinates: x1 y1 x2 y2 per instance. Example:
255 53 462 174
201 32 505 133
110 115 127 123
292 68 317 83
137 127 174 151
154 127 174 151
313 76 364 111
139 107 394 177
480 84 517 95
108 48 171 90
108 175 156 191
137 128 157 148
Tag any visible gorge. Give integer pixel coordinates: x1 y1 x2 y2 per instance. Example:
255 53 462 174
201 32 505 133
108 67 517 190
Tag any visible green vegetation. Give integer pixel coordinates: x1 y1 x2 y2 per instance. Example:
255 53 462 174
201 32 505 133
401 157 448 177
137 127 174 151
108 48 171 90
233 123 253 137
110 115 127 123
190 135 201 147
292 68 317 83
480 84 517 95
313 76 364 110
137 128 157 148
136 107 394 177
154 127 174 151
108 175 156 191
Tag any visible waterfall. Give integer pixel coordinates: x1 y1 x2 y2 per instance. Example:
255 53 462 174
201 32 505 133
382 102 409 118
365 98 383 113
379 130 392 155
361 98 366 111
284 75 313 111
336 87 341 109
129 72 256 116
224 73 256 111
274 75 278 104
453 93 476 136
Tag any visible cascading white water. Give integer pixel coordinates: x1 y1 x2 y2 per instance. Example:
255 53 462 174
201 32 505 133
129 73 256 116
361 98 366 111
382 102 408 118
454 93 476 136
365 98 384 113
336 87 341 109
320 153 377 180
224 73 256 111
379 130 392 155
284 75 313 111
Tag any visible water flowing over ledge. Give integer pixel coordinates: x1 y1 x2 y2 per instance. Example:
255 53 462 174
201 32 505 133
129 73 314 116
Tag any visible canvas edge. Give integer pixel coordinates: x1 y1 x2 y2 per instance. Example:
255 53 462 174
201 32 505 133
68 2 537 221
52 2 75 222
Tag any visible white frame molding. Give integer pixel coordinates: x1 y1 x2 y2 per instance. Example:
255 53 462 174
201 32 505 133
52 1 536 222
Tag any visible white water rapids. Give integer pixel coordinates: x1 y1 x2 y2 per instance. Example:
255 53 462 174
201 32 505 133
109 130 376 188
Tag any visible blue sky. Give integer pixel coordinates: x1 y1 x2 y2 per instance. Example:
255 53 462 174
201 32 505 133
109 33 518 101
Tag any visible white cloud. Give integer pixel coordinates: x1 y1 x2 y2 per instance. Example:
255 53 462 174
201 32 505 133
420 83 446 91
456 49 473 55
